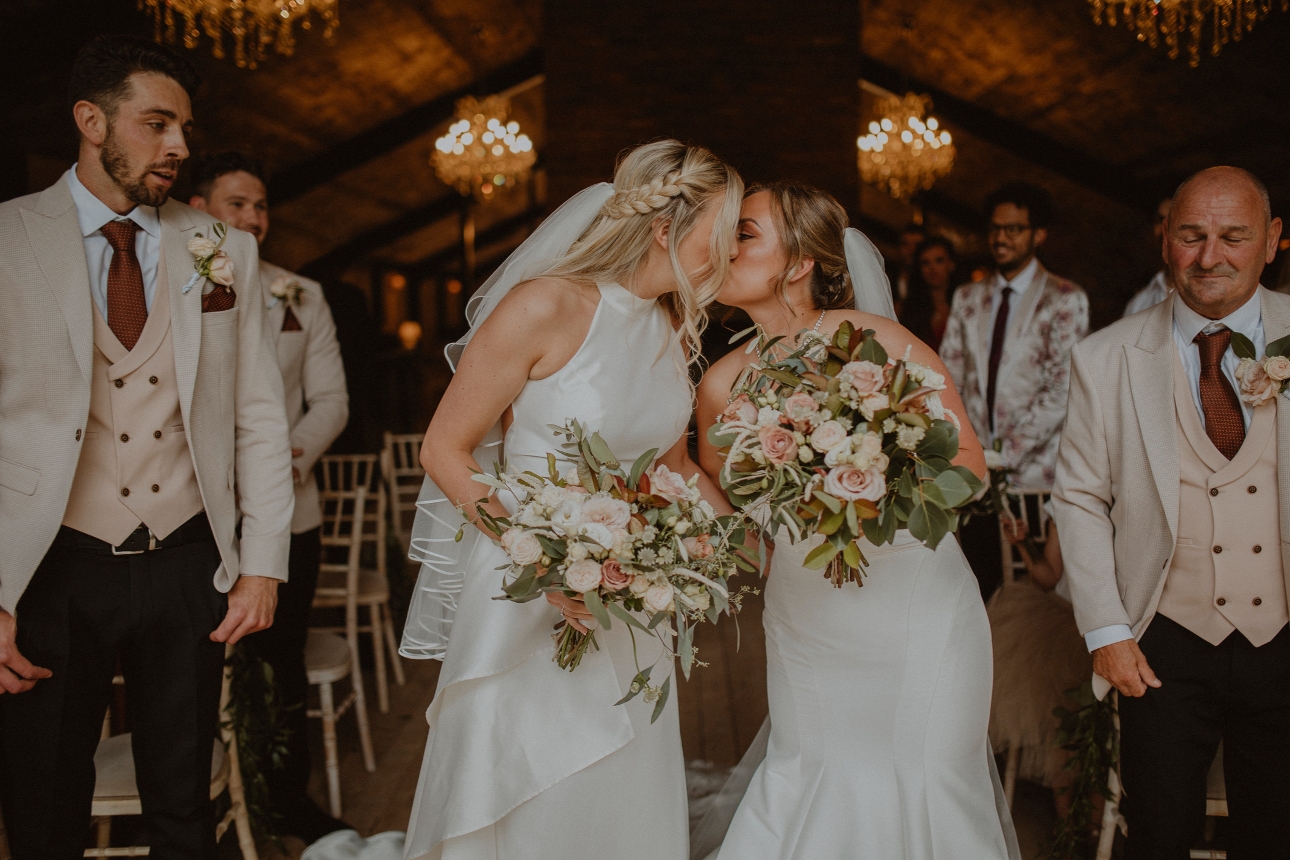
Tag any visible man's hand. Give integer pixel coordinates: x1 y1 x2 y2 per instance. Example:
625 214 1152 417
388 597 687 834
1093 638 1162 697
0 609 51 694
211 575 279 645
291 447 304 484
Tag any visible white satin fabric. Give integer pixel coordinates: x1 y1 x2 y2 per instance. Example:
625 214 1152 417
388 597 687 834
404 283 693 860
691 532 1020 860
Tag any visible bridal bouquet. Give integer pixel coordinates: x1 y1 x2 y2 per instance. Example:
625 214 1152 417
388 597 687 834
709 321 983 587
472 421 757 721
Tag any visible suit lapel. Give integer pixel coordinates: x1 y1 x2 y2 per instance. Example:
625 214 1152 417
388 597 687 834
161 201 202 420
261 261 285 345
21 180 94 382
995 266 1047 387
1127 295 1180 539
968 285 992 397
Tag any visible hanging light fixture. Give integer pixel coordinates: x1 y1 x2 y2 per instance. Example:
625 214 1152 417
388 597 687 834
1089 0 1288 66
432 95 536 202
857 92 955 201
139 0 339 69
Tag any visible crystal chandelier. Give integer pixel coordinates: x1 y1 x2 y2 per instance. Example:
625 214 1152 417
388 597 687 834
857 93 955 201
432 95 536 202
140 0 339 69
1089 0 1288 66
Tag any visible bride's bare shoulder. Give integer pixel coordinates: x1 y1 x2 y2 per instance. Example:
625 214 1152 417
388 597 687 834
483 277 599 328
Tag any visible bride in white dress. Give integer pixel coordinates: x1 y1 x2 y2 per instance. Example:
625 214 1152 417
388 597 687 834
692 184 1020 859
398 141 742 860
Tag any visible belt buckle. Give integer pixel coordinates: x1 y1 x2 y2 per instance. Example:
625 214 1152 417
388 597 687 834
111 528 158 555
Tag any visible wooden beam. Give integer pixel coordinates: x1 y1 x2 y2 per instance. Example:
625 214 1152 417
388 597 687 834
860 55 1162 213
269 49 544 205
299 193 469 279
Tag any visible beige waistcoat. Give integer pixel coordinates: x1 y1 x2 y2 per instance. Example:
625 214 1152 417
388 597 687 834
1159 354 1289 646
62 275 204 545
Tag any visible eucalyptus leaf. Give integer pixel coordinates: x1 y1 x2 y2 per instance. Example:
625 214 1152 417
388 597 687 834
933 469 975 508
629 447 659 487
651 675 672 724
588 432 621 469
583 588 613 630
803 540 841 569
814 491 841 513
678 622 695 679
607 601 649 631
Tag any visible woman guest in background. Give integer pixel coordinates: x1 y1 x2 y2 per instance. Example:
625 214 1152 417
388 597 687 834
900 235 959 352
400 140 742 860
691 183 1019 859
990 509 1093 819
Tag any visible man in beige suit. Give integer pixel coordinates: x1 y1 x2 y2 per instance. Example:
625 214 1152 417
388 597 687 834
0 37 293 860
190 151 349 841
1054 167 1288 858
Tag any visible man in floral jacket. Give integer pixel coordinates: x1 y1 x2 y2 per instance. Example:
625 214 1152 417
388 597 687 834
939 182 1088 597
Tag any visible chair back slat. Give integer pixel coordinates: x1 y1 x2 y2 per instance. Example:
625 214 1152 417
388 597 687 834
997 489 1052 591
382 432 425 555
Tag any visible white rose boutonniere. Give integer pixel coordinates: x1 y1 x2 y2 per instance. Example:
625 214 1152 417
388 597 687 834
183 222 234 294
1231 331 1290 408
268 274 305 308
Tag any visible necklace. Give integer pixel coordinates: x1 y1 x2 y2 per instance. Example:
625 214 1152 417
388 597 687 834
812 309 827 332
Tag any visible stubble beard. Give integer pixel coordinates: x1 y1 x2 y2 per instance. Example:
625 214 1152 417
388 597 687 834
100 124 175 208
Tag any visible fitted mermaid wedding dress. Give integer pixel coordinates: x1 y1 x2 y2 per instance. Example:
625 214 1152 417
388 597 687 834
403 282 692 860
692 531 1020 860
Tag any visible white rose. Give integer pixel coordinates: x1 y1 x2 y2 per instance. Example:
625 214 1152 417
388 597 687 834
824 436 853 467
643 582 675 613
187 236 218 257
564 559 603 592
858 431 883 458
563 467 582 486
756 407 783 427
1266 355 1290 382
823 464 887 502
810 419 848 453
858 392 889 421
207 251 235 286
578 494 632 531
567 542 589 562
629 575 652 596
517 506 549 528
499 528 543 566
579 522 615 549
549 499 582 532
649 465 691 503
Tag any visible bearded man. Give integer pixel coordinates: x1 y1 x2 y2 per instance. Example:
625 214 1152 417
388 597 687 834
0 36 293 859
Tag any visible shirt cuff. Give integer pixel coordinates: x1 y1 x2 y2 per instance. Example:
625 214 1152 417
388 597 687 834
1084 624 1134 653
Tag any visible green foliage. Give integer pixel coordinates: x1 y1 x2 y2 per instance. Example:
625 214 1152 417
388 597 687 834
223 644 295 840
1046 683 1119 860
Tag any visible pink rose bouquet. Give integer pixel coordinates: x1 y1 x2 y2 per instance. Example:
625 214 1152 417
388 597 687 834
709 321 983 587
471 421 757 721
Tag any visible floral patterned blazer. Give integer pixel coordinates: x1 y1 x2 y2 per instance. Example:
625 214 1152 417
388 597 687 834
938 264 1089 490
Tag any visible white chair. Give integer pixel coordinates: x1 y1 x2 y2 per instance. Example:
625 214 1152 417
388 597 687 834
85 648 256 860
311 484 378 817
315 455 405 713
993 488 1053 805
382 431 425 558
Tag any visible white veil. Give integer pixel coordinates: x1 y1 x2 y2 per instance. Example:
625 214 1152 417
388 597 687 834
399 183 615 660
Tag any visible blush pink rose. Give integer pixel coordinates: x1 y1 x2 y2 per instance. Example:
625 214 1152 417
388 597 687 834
823 464 886 502
1237 358 1280 406
683 533 715 560
564 559 603 593
721 394 758 424
578 495 632 531
841 361 886 395
809 420 848 453
649 465 691 503
600 559 633 591
758 424 798 465
207 251 235 286
1266 355 1290 382
783 392 819 430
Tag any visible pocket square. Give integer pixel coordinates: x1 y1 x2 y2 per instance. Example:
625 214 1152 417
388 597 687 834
281 306 303 332
202 284 237 313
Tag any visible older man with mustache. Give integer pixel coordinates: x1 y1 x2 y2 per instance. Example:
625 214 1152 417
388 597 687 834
1055 166 1288 858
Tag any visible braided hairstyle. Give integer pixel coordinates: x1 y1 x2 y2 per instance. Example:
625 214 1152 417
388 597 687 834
749 182 854 311
540 140 743 376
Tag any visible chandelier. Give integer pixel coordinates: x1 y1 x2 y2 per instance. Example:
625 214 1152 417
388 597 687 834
1089 0 1288 66
433 95 536 201
140 0 339 69
857 93 955 201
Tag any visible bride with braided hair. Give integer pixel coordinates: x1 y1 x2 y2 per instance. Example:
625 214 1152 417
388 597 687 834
400 140 742 860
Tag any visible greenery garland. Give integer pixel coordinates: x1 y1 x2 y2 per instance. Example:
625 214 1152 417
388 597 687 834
224 644 294 838
1047 683 1119 859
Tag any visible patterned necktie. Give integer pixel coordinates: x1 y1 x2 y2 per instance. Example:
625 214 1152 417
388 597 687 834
986 286 1012 432
101 220 147 350
1194 327 1246 459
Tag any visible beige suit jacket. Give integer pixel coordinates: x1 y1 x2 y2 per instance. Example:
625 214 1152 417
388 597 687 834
260 261 348 533
1052 289 1290 653
0 177 294 613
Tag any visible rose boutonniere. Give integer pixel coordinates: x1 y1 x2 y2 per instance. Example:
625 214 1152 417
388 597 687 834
268 274 305 308
183 222 234 294
1231 331 1290 407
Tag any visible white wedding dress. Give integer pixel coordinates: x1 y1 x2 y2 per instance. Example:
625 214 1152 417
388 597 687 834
692 531 1020 860
404 282 692 860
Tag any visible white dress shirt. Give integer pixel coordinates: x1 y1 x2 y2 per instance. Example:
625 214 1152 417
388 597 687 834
1123 270 1171 318
986 256 1040 356
1084 289 1266 653
66 165 162 321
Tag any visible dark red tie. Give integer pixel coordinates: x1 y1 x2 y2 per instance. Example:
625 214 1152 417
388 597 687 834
986 286 1012 431
101 220 147 350
1194 328 1246 459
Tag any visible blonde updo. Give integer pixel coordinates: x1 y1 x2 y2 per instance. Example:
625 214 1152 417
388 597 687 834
541 140 744 373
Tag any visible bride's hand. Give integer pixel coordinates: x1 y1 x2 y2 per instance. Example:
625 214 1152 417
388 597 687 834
545 591 594 633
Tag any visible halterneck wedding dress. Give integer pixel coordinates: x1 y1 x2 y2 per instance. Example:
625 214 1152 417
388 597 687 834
690 230 1020 860
399 186 693 860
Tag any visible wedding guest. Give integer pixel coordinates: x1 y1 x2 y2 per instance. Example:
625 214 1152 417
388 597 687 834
1054 166 1289 857
0 35 292 859
190 152 350 842
901 235 957 352
940 181 1088 598
886 222 926 314
1123 196 1174 317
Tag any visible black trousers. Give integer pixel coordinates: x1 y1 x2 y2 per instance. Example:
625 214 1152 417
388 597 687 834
240 527 321 820
1119 614 1290 860
0 520 227 860
957 510 1003 600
